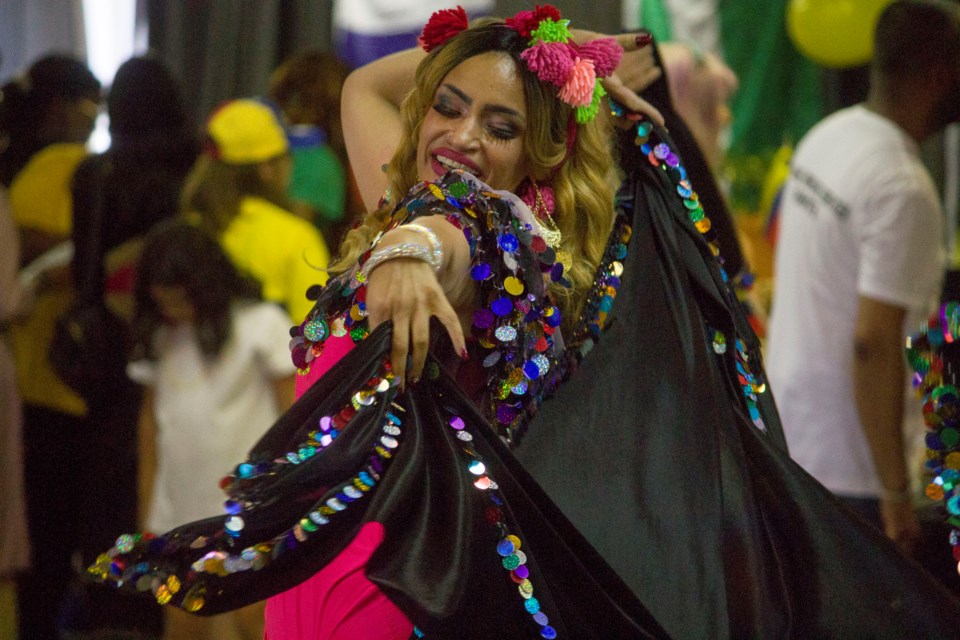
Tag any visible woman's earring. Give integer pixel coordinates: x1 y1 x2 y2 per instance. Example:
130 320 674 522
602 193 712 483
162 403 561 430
519 178 555 220
520 179 562 249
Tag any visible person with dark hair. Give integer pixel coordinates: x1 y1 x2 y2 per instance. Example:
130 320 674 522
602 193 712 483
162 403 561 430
1 53 102 640
129 222 295 640
0 53 100 189
52 55 200 638
768 0 960 552
71 55 199 366
269 49 363 244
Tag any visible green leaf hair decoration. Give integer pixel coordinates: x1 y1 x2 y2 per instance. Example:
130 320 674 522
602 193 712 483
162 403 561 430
530 18 572 44
575 81 607 124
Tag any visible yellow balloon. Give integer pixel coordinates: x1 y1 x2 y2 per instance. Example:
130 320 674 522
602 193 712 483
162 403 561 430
787 0 894 68
759 142 794 220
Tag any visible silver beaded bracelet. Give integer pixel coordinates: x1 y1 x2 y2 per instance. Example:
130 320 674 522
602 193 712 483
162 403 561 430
360 241 443 280
400 223 443 263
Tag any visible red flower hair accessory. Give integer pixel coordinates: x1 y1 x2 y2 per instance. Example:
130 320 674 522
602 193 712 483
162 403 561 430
419 6 469 52
418 4 623 124
505 4 562 40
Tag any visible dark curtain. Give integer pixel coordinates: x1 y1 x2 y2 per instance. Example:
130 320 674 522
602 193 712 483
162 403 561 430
146 0 334 128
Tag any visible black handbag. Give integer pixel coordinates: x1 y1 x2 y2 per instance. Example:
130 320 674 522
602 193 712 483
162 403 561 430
50 300 128 403
49 160 129 404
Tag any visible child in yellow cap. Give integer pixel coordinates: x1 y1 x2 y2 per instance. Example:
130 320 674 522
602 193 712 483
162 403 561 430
182 99 330 323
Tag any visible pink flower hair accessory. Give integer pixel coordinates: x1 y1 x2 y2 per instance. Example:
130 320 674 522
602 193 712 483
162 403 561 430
509 5 623 123
417 4 624 123
575 38 623 77
521 42 575 86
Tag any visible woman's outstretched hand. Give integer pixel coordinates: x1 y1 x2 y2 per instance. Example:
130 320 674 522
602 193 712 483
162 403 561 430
365 259 465 387
363 218 472 388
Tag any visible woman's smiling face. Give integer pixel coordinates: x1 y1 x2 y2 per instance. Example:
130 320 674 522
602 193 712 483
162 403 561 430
417 51 529 191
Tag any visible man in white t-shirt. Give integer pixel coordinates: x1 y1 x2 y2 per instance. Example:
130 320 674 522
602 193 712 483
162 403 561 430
767 0 960 552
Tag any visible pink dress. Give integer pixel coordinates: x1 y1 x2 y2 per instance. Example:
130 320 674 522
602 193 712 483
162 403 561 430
263 334 414 640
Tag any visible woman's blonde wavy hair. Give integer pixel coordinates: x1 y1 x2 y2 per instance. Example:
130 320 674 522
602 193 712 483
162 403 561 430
334 18 619 332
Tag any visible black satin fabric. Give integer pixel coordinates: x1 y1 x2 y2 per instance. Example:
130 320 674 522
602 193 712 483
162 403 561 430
368 331 668 638
641 41 745 279
514 125 960 639
93 86 960 638
119 321 667 638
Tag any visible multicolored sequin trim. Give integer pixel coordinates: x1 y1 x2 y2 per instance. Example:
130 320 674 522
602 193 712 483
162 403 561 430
573 216 631 351
294 171 567 445
436 394 558 638
907 301 960 572
615 104 769 433
89 364 402 612
709 330 767 432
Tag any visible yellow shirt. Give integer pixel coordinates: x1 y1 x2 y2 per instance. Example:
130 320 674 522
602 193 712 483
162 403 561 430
10 143 88 416
220 196 330 322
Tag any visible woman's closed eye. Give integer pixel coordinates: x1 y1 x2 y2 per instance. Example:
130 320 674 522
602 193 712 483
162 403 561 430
486 120 519 141
432 100 461 118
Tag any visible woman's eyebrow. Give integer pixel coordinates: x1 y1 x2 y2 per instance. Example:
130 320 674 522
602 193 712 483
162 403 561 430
484 105 524 120
442 83 524 120
442 83 473 105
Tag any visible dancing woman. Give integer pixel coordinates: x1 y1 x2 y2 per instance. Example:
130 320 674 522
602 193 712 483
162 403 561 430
92 5 960 639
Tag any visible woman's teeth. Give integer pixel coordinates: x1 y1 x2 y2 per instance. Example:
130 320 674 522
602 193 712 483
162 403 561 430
436 155 472 172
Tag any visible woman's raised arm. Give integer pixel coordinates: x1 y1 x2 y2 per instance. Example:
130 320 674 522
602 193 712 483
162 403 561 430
341 48 426 209
570 29 665 126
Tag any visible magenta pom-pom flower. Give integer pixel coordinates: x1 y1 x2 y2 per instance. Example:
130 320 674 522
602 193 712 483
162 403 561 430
575 38 623 78
521 42 576 87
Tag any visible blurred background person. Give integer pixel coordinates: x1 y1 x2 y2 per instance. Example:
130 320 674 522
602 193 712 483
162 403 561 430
331 0 492 68
268 49 362 249
659 41 737 176
0 53 103 640
766 0 959 554
181 98 330 323
0 54 99 190
0 168 29 640
130 222 295 640
61 54 200 638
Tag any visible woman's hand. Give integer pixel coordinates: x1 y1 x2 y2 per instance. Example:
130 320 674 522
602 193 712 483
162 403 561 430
572 29 665 126
363 217 473 387
365 258 466 387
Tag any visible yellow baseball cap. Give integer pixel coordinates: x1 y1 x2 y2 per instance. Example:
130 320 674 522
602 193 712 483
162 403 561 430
205 99 289 164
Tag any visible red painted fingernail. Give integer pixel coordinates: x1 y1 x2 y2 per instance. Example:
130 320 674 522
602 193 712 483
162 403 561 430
635 31 653 48
626 113 645 121
460 347 470 361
